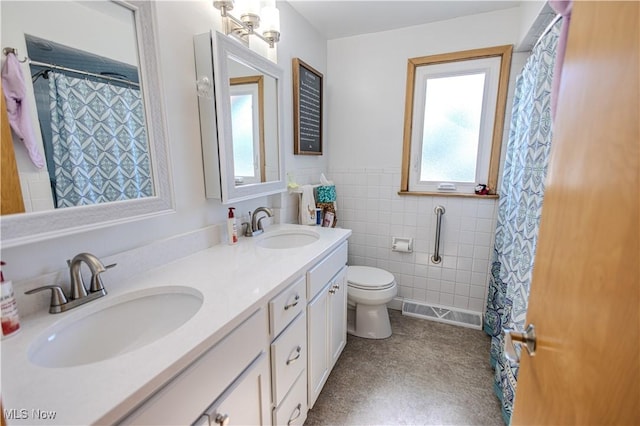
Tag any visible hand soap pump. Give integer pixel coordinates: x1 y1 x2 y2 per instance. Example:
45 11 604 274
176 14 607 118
0 261 20 338
227 207 238 245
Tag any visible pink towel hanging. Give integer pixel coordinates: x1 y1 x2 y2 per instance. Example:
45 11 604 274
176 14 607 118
1 52 45 168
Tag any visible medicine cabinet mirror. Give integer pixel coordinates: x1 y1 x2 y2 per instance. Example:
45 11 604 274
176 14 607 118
0 1 174 248
194 31 285 204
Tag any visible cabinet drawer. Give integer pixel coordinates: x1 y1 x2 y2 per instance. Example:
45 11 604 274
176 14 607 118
273 370 307 426
270 312 306 406
269 276 306 338
307 241 348 298
120 309 268 425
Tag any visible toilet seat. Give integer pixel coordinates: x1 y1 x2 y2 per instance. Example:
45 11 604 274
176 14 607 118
347 266 395 291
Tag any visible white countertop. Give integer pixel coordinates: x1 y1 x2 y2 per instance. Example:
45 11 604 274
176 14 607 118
2 224 351 425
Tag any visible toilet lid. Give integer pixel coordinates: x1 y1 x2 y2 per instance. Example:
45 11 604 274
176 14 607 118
347 266 395 290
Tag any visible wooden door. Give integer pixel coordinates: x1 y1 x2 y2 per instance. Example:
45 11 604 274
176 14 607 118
512 2 639 424
0 81 26 215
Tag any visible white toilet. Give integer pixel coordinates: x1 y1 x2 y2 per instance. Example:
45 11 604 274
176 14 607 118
346 266 398 339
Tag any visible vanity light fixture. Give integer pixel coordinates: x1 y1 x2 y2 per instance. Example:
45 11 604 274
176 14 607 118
213 0 281 48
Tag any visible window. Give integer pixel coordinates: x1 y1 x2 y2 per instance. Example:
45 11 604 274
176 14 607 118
401 45 512 196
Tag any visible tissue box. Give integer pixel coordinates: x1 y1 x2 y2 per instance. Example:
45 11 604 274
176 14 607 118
316 185 336 203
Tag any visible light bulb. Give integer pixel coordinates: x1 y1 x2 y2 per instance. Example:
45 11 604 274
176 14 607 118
236 0 260 16
261 6 280 33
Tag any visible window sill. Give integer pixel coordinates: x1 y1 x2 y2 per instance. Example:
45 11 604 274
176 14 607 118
397 190 499 199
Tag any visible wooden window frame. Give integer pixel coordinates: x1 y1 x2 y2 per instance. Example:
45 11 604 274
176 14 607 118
400 45 513 198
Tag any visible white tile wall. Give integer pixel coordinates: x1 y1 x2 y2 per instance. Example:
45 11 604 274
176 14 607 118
19 170 54 213
329 167 499 314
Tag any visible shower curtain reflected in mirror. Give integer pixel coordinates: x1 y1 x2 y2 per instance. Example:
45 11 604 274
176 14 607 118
483 19 561 424
48 72 152 208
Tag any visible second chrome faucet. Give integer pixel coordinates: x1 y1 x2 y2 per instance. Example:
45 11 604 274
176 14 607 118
26 253 116 314
243 207 274 237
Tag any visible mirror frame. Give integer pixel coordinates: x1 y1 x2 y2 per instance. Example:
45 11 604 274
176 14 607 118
213 32 285 204
1 0 174 248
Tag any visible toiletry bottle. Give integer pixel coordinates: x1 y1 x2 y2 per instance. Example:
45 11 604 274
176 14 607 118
227 207 238 245
0 261 20 338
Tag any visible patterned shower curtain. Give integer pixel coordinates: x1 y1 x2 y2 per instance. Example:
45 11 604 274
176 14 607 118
48 72 152 208
483 19 561 424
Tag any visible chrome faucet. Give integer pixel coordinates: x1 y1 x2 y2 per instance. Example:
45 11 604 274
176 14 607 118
26 253 116 314
243 207 274 237
67 253 112 298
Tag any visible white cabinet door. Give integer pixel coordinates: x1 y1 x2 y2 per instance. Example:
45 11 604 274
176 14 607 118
329 266 347 368
120 310 268 425
307 265 347 409
203 353 271 426
306 285 329 408
305 242 348 409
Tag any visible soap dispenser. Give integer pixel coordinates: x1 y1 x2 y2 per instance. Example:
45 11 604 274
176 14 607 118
227 207 238 245
0 261 20 338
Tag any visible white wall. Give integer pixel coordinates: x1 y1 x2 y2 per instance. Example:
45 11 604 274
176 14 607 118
1 1 328 282
276 1 330 222
326 8 525 313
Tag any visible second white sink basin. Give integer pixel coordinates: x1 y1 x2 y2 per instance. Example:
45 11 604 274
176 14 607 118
257 228 320 249
28 286 203 368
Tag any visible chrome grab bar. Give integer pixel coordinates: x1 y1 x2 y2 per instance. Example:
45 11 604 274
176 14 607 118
431 205 446 264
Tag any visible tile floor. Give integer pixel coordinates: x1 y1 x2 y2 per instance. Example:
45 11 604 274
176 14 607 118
304 309 502 425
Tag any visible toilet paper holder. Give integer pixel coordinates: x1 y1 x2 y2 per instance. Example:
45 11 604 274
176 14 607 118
392 237 413 253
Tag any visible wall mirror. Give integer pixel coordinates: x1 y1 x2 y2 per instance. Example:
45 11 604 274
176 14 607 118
1 1 174 248
194 31 285 204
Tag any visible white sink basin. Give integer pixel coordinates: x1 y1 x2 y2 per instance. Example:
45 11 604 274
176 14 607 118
257 229 320 249
28 286 203 368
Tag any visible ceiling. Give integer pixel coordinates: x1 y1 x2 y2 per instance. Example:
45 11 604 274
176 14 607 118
285 1 523 40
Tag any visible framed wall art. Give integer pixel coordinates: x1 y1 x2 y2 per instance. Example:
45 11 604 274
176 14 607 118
293 58 323 155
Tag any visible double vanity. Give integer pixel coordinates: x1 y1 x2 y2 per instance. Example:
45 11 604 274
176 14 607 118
3 225 351 425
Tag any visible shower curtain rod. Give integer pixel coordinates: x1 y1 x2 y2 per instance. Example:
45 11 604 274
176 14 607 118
533 13 563 50
3 47 139 87
29 59 140 88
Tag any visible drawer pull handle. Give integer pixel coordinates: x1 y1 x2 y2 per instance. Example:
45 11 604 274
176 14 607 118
284 294 300 310
287 403 302 425
286 346 302 365
214 413 230 426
